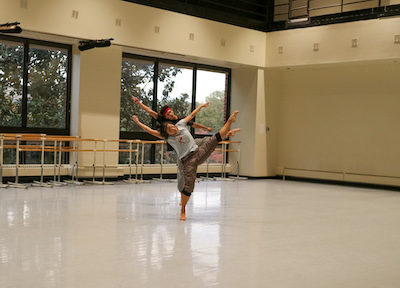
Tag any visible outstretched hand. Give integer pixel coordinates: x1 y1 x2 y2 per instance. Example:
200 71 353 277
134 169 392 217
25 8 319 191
132 96 139 104
201 102 210 108
132 115 139 123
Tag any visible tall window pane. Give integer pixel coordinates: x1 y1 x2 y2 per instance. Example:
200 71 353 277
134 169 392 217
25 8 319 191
27 45 68 128
120 58 154 132
120 55 230 166
157 64 192 117
195 70 228 134
156 64 192 165
0 41 23 127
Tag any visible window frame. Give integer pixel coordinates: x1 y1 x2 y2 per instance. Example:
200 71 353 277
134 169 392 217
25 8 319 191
120 53 231 139
120 53 231 164
0 34 72 135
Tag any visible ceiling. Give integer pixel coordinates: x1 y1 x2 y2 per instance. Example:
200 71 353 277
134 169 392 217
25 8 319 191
123 0 272 32
122 0 400 32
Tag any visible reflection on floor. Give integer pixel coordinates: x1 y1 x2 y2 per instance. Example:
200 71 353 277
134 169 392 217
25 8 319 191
1 179 400 288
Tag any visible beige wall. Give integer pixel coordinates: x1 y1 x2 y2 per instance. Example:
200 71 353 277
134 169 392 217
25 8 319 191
0 0 266 68
77 45 122 171
230 67 259 176
274 62 400 186
266 17 400 67
264 16 400 186
0 0 267 177
264 69 281 177
231 67 270 177
2 0 400 184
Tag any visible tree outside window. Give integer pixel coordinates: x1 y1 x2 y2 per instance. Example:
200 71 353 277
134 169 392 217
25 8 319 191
0 36 71 164
27 46 68 129
0 41 23 127
119 55 230 165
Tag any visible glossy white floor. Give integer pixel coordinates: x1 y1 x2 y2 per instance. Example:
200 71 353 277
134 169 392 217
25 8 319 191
1 179 400 288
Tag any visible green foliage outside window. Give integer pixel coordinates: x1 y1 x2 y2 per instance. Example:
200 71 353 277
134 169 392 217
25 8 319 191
0 38 70 165
120 60 154 131
0 42 23 127
0 41 68 129
27 48 68 128
120 56 229 165
120 59 185 132
195 90 225 134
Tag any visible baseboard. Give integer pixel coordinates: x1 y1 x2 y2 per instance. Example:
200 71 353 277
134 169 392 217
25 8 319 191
278 175 400 192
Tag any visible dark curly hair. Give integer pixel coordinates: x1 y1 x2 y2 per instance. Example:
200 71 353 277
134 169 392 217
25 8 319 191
159 121 173 139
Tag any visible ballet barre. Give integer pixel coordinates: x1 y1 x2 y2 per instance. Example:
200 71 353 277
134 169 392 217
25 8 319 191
120 139 141 184
0 134 81 188
61 137 85 185
39 136 80 187
104 139 140 184
1 134 42 188
1 134 81 188
210 141 233 182
0 135 9 188
68 138 139 185
30 136 55 188
199 141 229 181
137 140 166 183
0 134 143 187
151 140 177 182
79 138 113 185
2 134 28 188
227 140 247 180
210 140 247 181
0 134 243 188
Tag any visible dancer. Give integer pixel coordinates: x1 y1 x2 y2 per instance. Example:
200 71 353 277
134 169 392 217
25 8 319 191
131 96 212 193
131 97 213 132
132 103 241 220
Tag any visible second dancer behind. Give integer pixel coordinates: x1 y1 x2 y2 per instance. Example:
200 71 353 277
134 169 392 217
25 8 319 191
132 102 241 221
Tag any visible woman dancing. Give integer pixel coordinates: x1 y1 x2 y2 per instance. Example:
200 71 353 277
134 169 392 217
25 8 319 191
132 102 241 220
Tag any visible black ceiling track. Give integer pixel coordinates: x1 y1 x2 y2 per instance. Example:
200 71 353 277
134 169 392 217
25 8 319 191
123 0 400 32
123 0 271 31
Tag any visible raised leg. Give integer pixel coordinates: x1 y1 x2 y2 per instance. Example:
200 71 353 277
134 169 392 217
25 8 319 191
219 111 239 139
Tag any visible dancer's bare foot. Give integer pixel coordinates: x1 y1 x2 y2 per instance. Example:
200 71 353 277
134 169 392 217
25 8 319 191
226 128 242 138
227 110 239 123
180 193 190 221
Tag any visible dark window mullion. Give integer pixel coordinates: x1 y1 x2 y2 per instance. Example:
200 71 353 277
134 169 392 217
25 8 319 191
19 41 30 164
225 72 231 123
152 60 159 128
225 72 232 164
150 60 159 164
21 40 29 128
190 66 197 135
65 46 73 133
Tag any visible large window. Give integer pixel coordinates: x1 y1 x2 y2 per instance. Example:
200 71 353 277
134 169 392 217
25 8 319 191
195 69 228 135
120 54 230 164
27 45 69 129
0 35 71 134
0 40 23 127
0 36 72 165
157 63 192 119
120 58 154 133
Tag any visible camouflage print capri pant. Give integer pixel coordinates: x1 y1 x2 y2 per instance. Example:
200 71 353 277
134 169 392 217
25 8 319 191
181 133 222 195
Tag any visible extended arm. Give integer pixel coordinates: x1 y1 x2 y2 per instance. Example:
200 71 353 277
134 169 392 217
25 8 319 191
132 115 163 139
132 97 158 119
192 122 213 132
183 102 209 124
